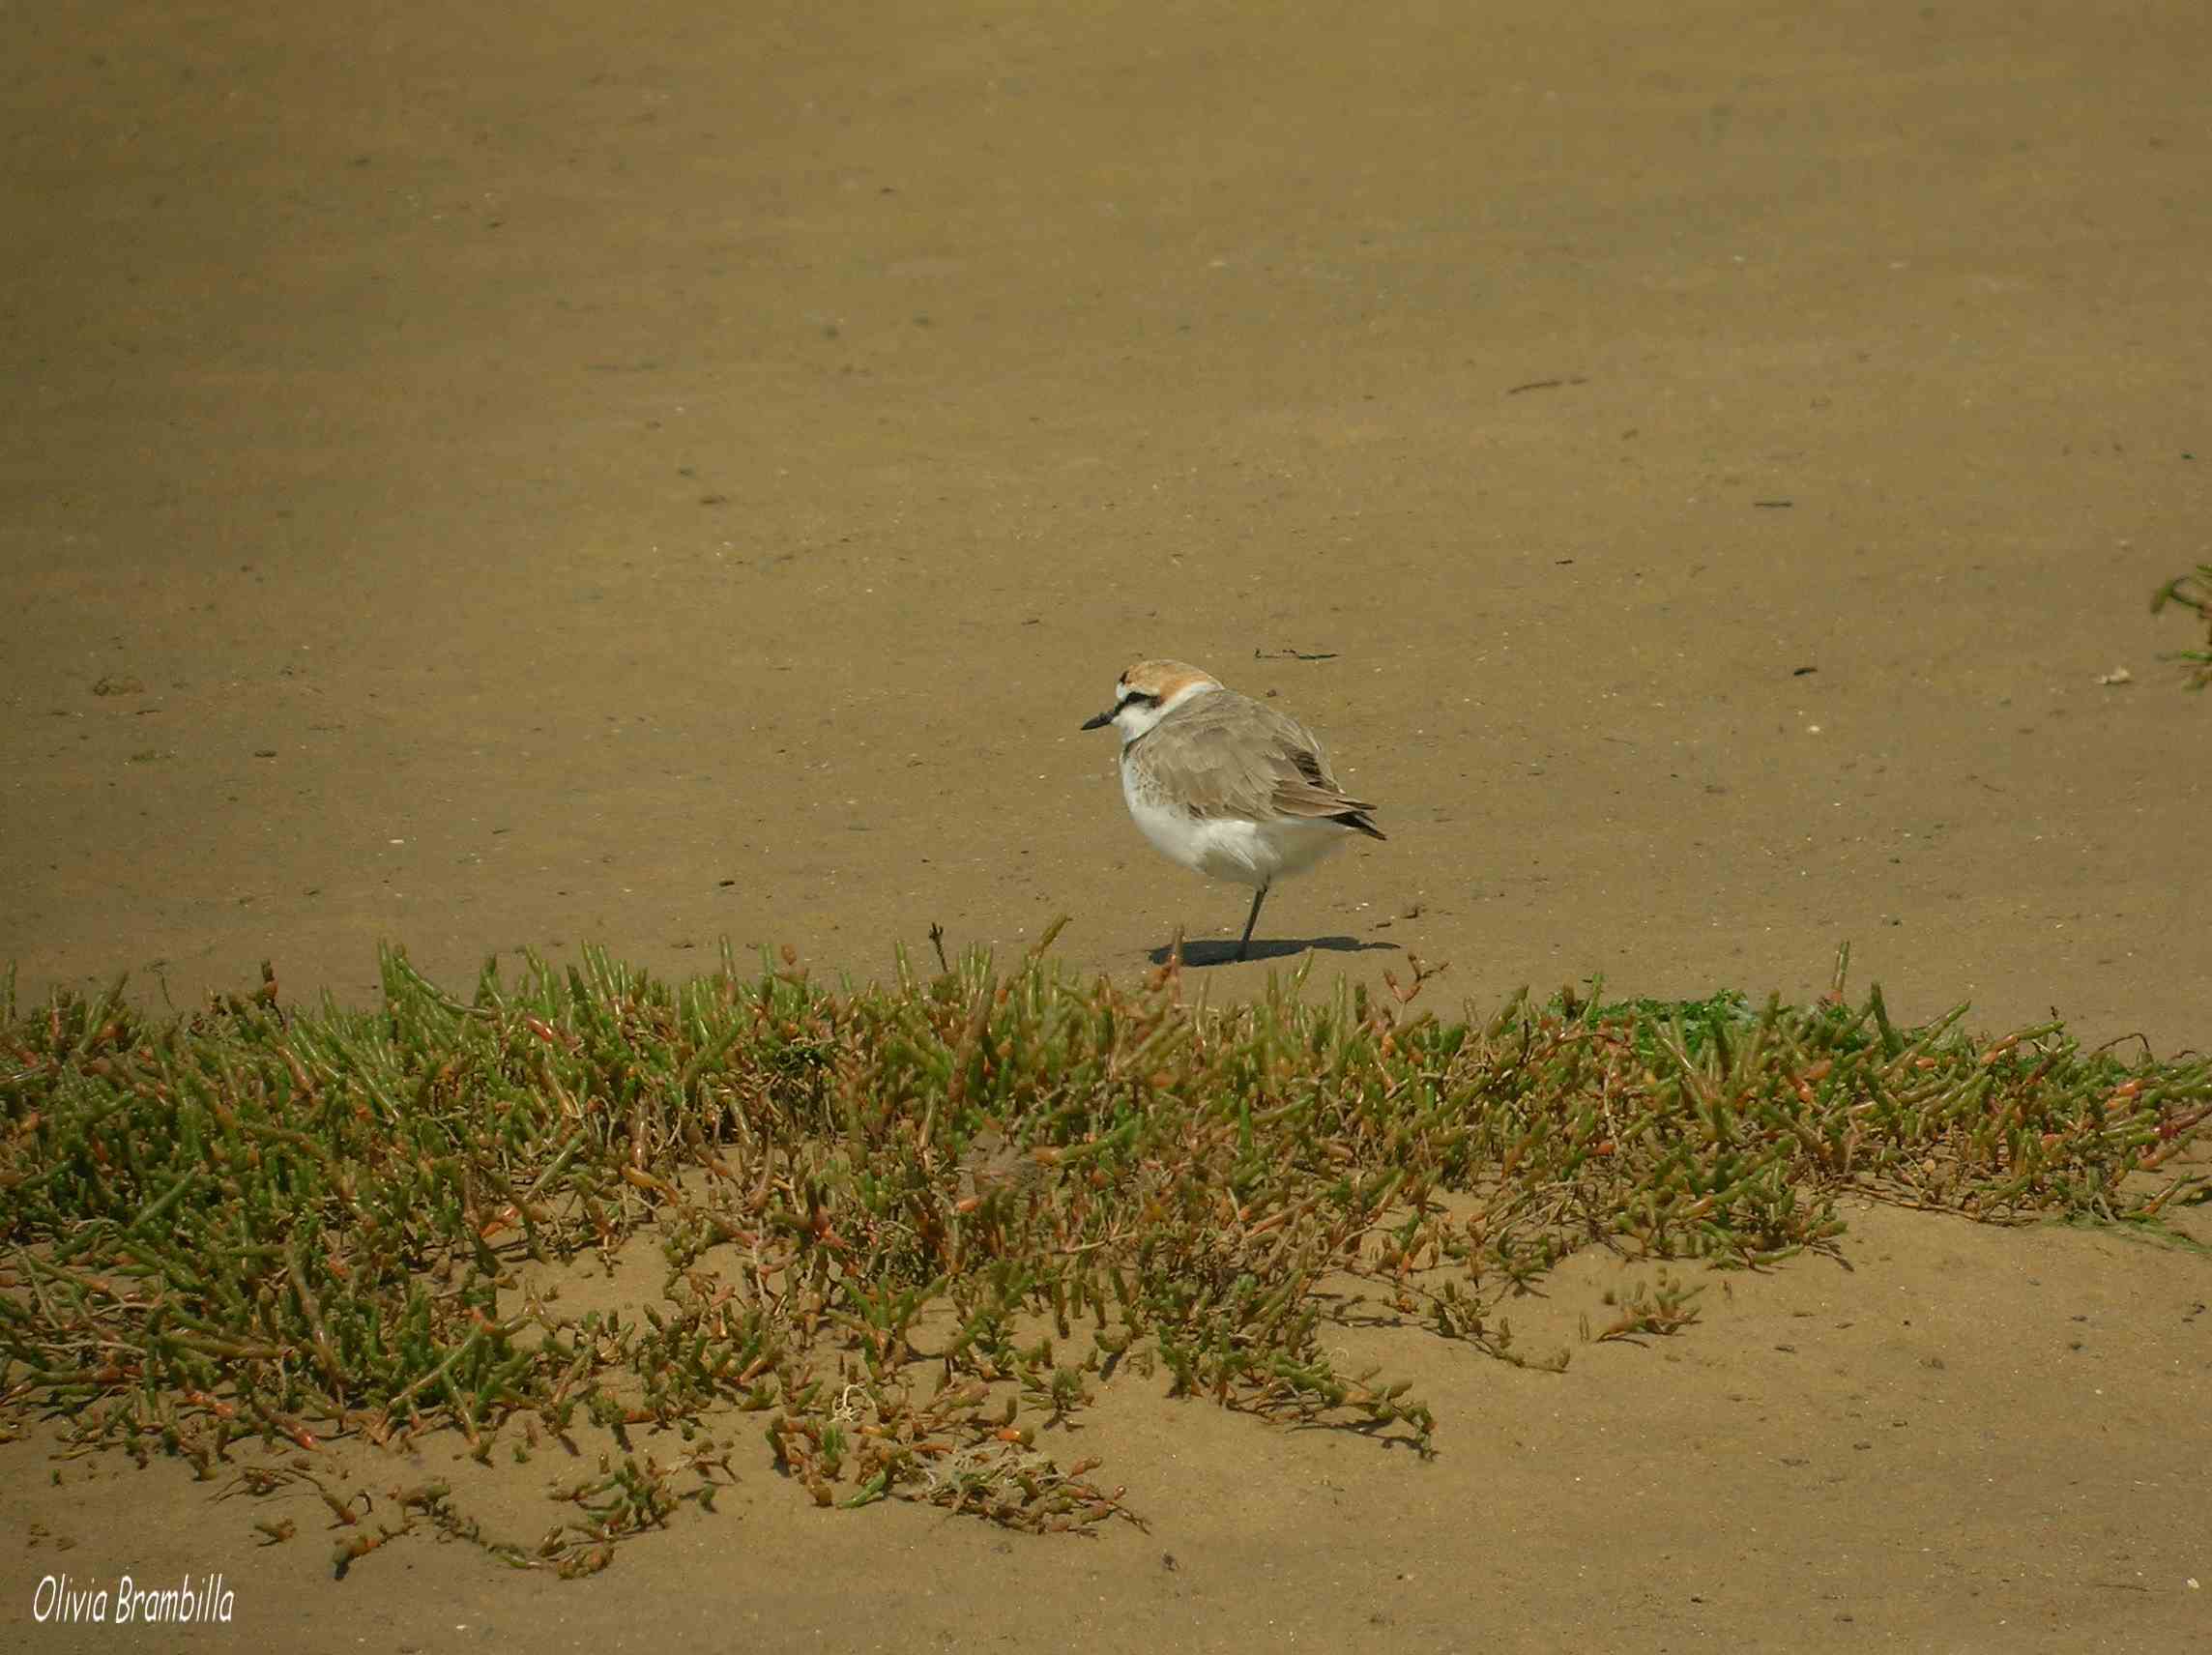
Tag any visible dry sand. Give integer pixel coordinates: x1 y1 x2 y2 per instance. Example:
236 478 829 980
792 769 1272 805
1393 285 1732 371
2 2 2206 1648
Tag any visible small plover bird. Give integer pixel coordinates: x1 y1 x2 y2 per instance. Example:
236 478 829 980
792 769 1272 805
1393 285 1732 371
1082 659 1385 960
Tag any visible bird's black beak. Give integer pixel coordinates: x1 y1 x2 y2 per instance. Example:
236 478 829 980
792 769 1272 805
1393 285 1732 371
1080 709 1115 731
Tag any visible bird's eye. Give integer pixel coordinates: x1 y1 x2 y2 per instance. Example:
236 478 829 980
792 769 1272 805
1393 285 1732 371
1119 690 1159 711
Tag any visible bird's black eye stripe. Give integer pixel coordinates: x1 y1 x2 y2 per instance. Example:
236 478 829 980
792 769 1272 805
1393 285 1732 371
1118 690 1160 710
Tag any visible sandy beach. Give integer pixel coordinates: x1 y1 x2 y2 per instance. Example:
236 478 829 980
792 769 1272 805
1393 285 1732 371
3 2 2206 1648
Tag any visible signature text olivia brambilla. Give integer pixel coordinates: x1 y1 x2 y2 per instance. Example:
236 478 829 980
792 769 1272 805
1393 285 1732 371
33 1572 235 1625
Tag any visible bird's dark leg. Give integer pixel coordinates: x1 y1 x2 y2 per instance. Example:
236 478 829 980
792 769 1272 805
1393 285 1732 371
1236 884 1269 962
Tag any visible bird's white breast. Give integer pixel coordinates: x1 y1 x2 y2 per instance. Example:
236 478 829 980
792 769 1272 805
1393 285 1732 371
1119 753 1349 890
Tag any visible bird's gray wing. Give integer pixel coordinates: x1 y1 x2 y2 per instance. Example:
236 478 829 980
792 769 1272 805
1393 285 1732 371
1266 735 1378 820
1137 693 1377 822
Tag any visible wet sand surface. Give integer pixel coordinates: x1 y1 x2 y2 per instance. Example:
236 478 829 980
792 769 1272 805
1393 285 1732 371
3 2 2207 1648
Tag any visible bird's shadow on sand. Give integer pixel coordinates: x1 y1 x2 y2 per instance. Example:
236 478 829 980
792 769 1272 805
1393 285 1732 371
1147 936 1400 968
